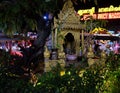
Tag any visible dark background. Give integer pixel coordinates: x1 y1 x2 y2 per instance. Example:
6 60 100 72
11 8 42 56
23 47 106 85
73 0 120 31
74 0 120 10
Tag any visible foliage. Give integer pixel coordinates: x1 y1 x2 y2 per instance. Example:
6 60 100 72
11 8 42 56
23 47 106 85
0 75 33 93
0 63 104 93
100 69 120 93
0 49 120 93
0 0 98 36
106 53 120 71
80 16 108 32
0 50 11 67
81 0 98 5
0 0 63 36
99 53 120 93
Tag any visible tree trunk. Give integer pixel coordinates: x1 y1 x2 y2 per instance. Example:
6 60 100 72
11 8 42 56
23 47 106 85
28 16 52 74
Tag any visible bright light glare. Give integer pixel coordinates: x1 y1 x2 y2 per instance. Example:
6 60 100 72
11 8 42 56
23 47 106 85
43 16 47 20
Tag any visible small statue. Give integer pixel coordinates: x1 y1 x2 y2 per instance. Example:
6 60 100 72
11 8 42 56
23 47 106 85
87 45 94 58
44 46 50 58
87 45 95 66
58 45 65 59
100 50 106 65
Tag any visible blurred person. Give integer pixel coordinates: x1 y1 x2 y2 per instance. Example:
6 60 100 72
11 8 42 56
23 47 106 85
0 42 3 49
3 41 10 52
94 41 101 56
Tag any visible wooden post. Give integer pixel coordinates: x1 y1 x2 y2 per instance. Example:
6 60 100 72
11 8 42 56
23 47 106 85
81 29 84 54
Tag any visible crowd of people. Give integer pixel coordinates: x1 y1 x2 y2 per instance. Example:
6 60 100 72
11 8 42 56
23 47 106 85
0 39 120 58
93 40 120 56
0 40 33 56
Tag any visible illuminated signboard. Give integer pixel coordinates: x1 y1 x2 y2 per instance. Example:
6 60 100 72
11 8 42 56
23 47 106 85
78 5 120 15
99 5 120 12
78 7 95 15
82 12 120 20
77 5 120 19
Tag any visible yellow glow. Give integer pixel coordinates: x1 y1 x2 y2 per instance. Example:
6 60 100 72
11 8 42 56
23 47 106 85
79 70 85 77
37 82 42 85
77 5 120 16
78 7 95 15
60 71 65 76
68 71 71 75
99 5 120 12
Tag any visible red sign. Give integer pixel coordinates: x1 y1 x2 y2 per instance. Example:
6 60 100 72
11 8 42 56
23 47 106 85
82 12 120 20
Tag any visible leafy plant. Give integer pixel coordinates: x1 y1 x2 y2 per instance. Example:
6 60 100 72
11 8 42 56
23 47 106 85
0 52 120 93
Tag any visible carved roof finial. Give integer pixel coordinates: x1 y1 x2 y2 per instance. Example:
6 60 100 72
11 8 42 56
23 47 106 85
62 0 73 12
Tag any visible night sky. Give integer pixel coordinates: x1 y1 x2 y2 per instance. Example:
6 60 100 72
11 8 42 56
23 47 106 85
73 0 120 31
74 0 120 11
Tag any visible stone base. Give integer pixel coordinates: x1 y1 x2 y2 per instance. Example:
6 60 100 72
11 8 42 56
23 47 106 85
44 59 65 72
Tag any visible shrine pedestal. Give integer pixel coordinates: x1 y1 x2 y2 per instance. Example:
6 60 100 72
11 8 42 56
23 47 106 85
44 47 66 72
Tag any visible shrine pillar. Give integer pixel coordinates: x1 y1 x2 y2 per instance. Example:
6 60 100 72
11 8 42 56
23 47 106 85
74 31 81 55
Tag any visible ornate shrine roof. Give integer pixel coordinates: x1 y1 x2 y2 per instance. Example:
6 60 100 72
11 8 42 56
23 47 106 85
54 0 85 30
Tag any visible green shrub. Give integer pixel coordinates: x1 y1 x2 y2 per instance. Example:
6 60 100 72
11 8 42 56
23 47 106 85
0 52 120 93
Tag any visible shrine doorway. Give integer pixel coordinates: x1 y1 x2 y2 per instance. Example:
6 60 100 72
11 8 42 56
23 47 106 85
63 33 76 54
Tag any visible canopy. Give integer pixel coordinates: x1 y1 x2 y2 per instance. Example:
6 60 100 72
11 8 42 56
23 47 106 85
90 27 112 35
83 27 119 40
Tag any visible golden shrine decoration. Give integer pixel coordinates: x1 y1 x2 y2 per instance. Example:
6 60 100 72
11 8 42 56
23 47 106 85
54 0 85 55
90 27 112 35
